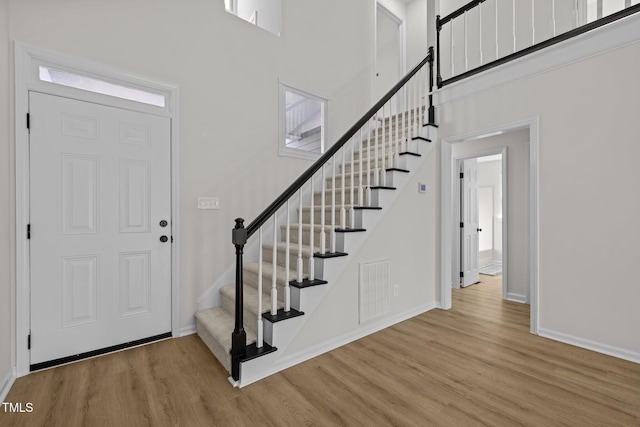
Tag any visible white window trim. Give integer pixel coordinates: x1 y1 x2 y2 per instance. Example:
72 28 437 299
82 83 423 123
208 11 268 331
13 42 181 377
278 80 329 161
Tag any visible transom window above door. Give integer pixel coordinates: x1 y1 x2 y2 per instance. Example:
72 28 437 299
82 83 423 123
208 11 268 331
38 66 166 107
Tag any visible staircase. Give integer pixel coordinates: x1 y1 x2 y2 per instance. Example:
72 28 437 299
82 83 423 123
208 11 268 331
196 49 437 386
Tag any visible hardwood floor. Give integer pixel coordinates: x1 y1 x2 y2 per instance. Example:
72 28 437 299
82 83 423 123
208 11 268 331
3 275 639 426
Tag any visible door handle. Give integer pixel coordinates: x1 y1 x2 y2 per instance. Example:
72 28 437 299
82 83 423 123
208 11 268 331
477 228 482 232
160 235 168 243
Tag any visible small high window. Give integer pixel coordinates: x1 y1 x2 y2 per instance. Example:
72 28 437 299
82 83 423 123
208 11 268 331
279 83 328 160
223 0 282 36
39 66 166 107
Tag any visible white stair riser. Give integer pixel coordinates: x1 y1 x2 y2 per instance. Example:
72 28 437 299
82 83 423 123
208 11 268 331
299 207 358 227
263 245 311 274
314 189 376 206
286 226 332 250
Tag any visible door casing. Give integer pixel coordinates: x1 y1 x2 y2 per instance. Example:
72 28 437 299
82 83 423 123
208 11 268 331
441 118 539 335
14 42 181 377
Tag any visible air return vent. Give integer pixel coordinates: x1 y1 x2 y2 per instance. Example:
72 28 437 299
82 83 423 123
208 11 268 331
359 260 391 324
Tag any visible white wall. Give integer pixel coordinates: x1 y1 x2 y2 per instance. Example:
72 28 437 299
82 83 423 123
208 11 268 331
452 130 528 299
5 0 378 341
406 0 429 67
439 39 640 356
1 0 14 388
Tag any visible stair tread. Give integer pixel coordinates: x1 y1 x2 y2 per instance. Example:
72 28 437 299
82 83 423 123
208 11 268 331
220 282 285 315
195 307 258 352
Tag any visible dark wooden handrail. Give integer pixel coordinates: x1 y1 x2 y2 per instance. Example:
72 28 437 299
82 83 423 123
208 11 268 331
245 50 434 238
439 0 486 26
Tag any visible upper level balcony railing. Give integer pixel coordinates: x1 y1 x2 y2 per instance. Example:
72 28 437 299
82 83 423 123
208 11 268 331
436 0 640 87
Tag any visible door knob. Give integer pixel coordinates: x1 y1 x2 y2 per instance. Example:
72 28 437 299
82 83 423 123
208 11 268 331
477 228 482 232
159 220 168 227
160 235 168 243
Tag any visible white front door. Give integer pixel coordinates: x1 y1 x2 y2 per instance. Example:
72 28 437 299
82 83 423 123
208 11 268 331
461 159 480 287
29 92 172 368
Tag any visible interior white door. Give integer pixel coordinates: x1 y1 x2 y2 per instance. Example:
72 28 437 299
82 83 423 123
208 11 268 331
461 159 480 287
29 92 172 367
376 4 401 100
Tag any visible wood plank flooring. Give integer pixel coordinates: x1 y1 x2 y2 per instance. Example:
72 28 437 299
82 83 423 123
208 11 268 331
3 275 639 426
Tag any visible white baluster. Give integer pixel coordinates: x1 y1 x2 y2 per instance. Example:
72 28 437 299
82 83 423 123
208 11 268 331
401 87 407 153
349 138 355 228
450 20 455 77
297 189 303 283
309 178 315 280
320 165 326 254
341 145 347 229
551 0 557 37
358 129 364 207
374 112 380 187
271 214 278 316
366 119 372 206
495 0 499 59
531 0 535 45
464 11 469 72
394 94 400 168
479 2 483 65
512 0 517 53
285 199 290 312
330 153 336 253
380 104 386 187
388 96 395 169
257 227 263 348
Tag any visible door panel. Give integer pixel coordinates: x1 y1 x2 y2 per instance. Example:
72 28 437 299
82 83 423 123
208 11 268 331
462 159 480 286
376 5 401 100
29 92 171 366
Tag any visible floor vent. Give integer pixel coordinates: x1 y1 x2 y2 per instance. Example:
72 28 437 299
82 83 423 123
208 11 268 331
359 260 390 324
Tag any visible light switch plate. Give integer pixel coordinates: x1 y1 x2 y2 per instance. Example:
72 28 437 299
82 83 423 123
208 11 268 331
198 197 220 210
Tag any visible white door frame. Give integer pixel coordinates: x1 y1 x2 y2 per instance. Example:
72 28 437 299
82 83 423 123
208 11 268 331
374 1 406 101
14 42 181 377
441 118 539 335
454 148 508 300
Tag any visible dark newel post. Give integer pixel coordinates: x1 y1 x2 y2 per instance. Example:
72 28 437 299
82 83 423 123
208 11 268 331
230 218 247 381
436 15 442 88
427 46 436 125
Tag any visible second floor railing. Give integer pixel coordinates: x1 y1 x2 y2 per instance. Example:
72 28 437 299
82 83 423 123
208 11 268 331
436 0 640 87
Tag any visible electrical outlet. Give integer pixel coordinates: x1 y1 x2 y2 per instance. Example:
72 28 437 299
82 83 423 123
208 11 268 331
198 197 220 210
393 284 399 296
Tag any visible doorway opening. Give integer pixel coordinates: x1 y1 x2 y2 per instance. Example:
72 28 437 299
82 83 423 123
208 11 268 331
457 153 505 298
441 119 539 334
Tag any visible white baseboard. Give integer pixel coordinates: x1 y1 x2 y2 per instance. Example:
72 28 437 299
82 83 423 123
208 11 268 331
506 292 527 303
538 328 640 364
239 303 436 387
179 324 197 337
1 368 17 402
